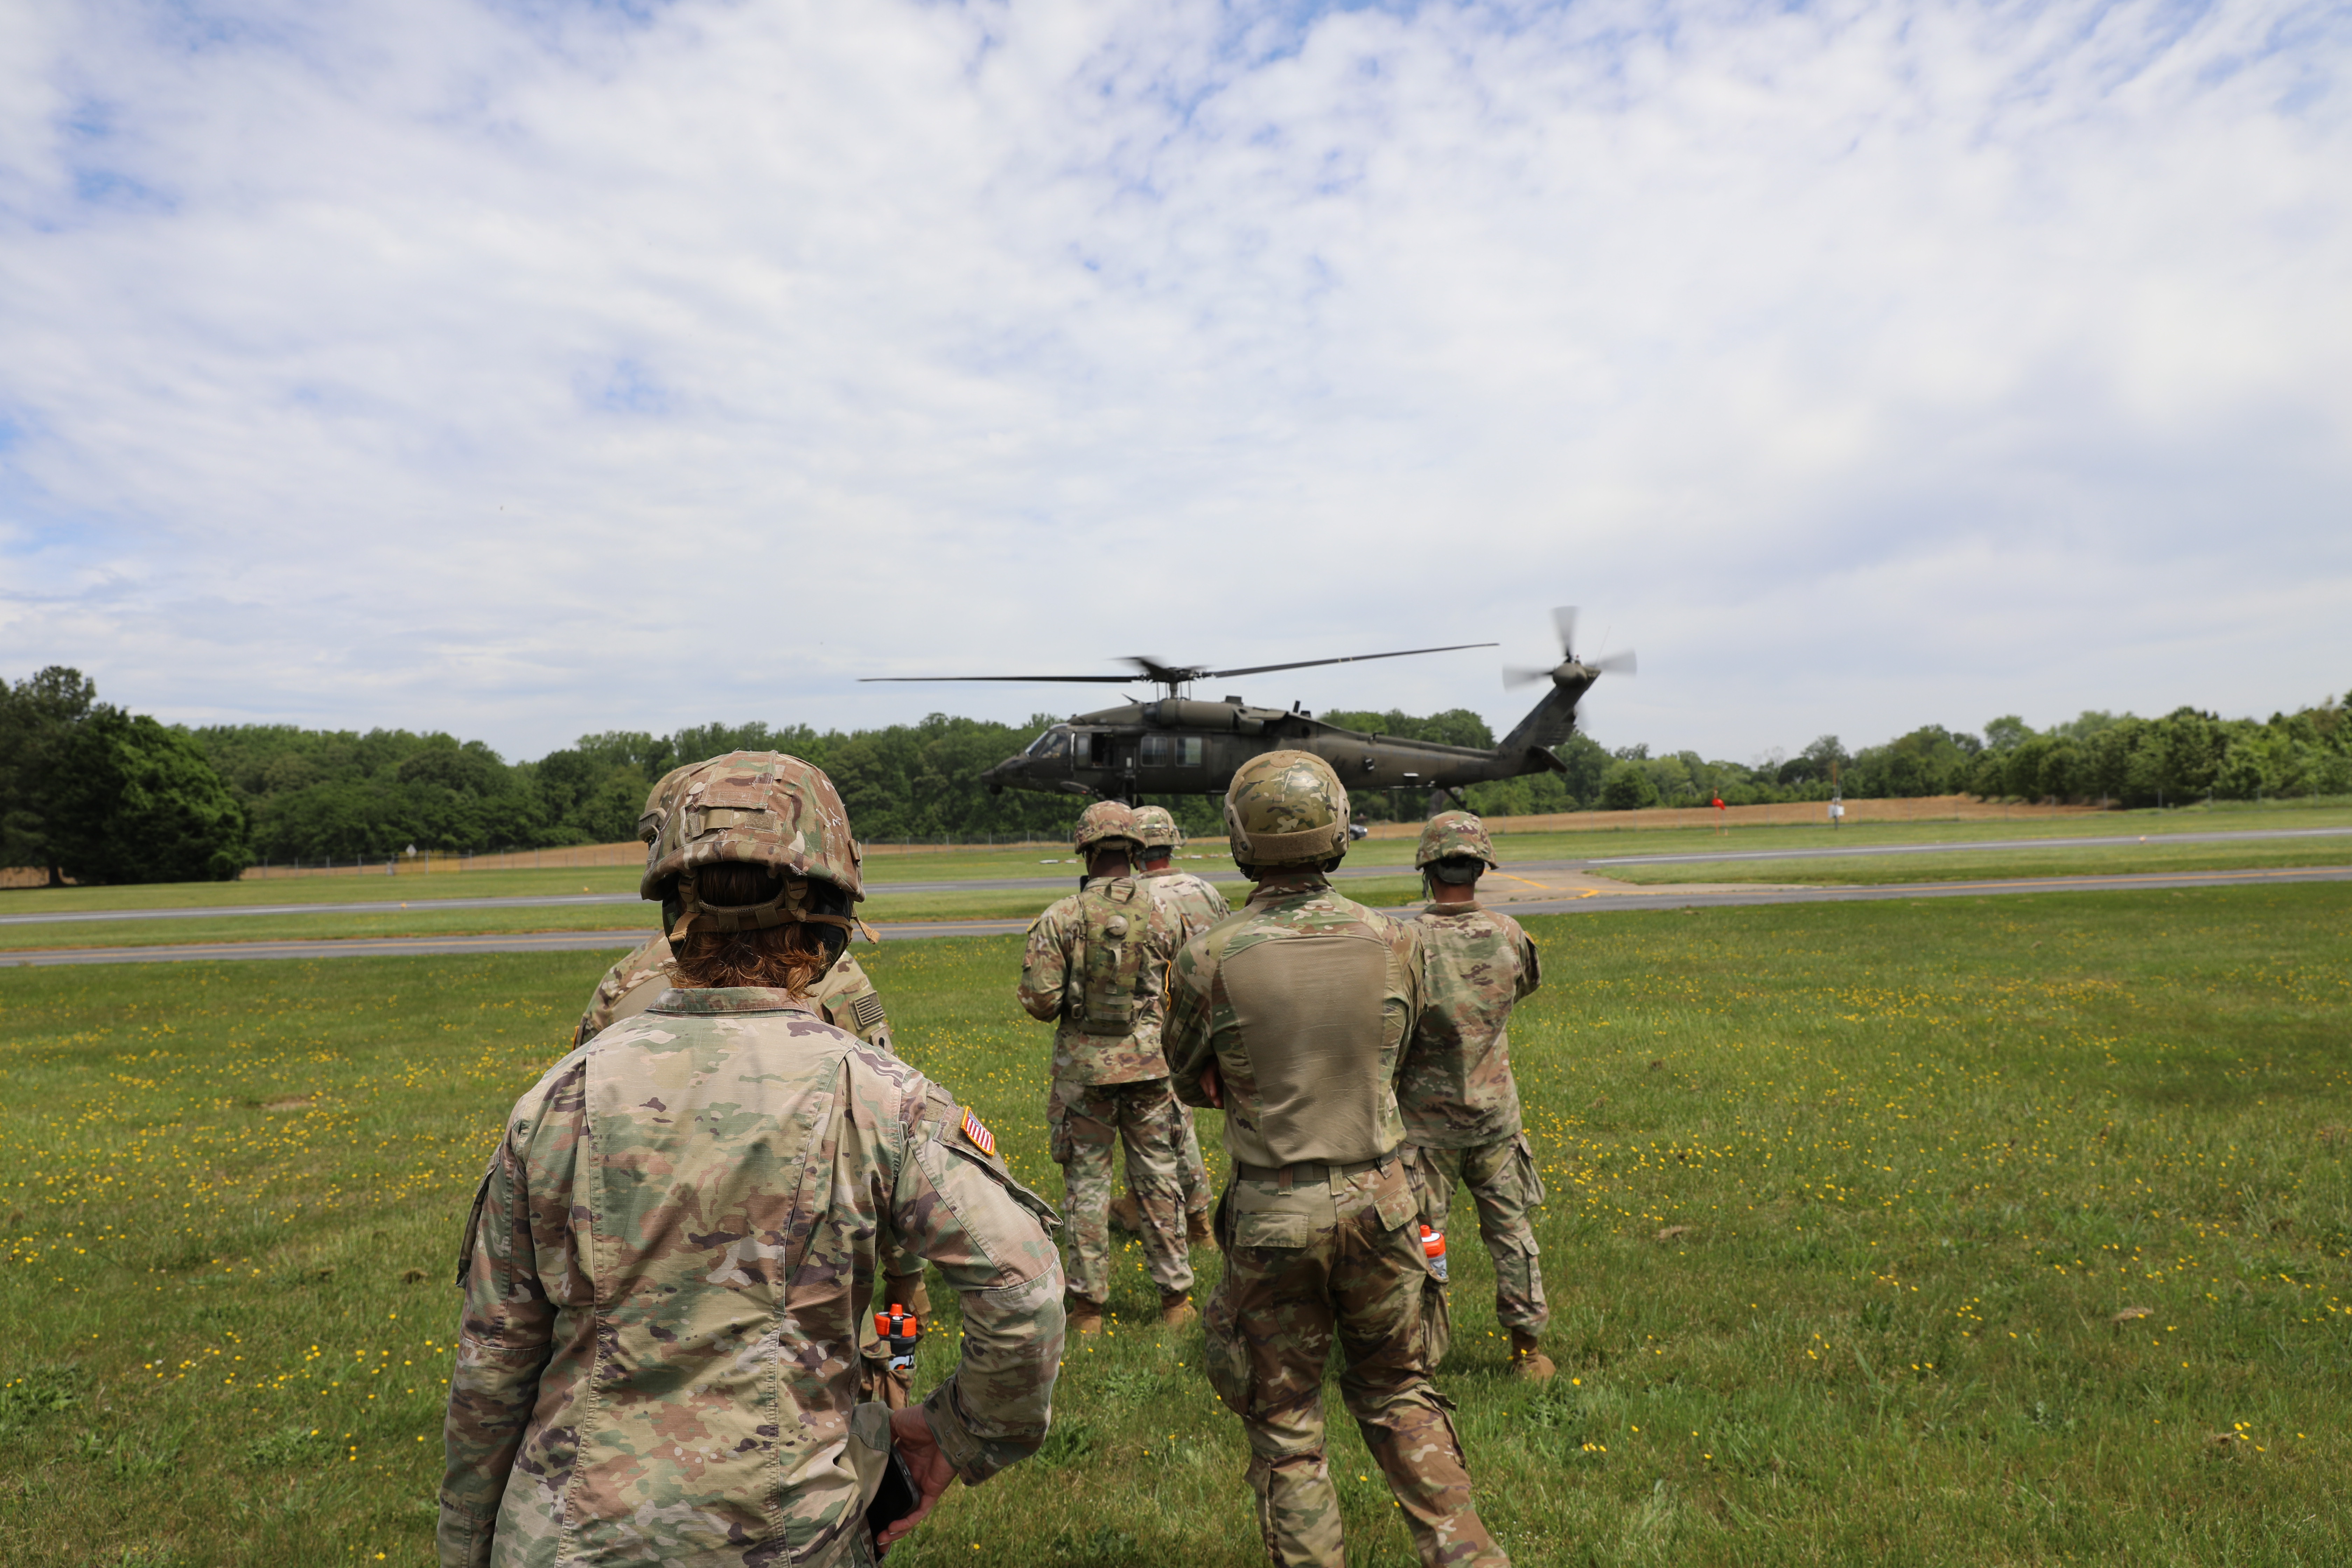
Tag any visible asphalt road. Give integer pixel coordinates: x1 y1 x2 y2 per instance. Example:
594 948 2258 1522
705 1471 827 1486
8 863 2346 967
8 823 2348 928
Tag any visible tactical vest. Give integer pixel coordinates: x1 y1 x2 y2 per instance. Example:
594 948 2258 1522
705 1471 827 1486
1072 880 1149 1035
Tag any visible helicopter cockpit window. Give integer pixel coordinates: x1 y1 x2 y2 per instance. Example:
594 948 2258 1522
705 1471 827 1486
1027 727 1071 759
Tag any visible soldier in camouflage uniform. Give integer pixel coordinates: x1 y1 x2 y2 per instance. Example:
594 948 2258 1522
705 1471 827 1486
1113 804 1224 1245
1016 800 1196 1333
1166 753 1508 1568
576 937 893 1052
570 770 923 1408
440 752 1064 1568
1402 812 1552 1382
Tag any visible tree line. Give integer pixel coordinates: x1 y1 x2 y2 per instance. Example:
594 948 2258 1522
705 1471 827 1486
4 665 2346 883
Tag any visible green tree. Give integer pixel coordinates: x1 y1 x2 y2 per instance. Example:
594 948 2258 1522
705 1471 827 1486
1983 715 2032 752
53 710 249 883
0 666 99 884
1599 760 1660 810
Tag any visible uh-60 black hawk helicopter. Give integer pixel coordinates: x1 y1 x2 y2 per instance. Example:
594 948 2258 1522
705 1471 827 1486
863 608 1634 812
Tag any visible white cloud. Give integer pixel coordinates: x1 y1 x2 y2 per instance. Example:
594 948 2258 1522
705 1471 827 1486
1 0 2346 762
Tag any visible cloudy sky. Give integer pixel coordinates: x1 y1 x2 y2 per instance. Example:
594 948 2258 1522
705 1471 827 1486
3 0 2346 765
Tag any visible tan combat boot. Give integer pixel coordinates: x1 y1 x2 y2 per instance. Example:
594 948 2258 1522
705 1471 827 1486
1107 1195 1142 1235
1160 1292 1198 1329
1509 1330 1555 1382
1068 1300 1106 1337
1186 1208 1214 1248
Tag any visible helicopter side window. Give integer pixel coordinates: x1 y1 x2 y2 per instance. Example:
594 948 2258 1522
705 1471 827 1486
1178 737 1203 767
1140 735 1170 767
1071 733 1097 766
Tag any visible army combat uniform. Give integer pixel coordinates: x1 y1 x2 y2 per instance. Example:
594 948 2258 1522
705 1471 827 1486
573 934 919 1403
1016 875 1195 1315
440 990 1064 1568
1139 862 1230 1226
1402 901 1547 1338
1166 870 1506 1568
575 933 892 1051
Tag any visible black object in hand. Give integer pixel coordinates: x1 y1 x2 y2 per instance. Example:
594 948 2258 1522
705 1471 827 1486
866 1448 920 1546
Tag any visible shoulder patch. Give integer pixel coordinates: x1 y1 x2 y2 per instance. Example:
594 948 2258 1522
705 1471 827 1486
959 1108 997 1157
847 991 887 1033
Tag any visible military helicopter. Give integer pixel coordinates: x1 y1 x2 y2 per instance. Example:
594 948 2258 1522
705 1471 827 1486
862 608 1634 808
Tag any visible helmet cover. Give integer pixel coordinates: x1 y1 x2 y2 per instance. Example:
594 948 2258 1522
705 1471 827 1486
640 752 865 941
1224 750 1351 868
636 762 700 845
1072 799 1143 855
1129 804 1182 853
1415 810 1498 872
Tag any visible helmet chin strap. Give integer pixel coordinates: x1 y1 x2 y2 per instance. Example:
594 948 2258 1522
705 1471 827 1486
668 870 861 944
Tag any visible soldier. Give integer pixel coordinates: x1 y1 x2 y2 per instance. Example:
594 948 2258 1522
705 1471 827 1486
1114 803 1225 1245
1015 800 1197 1333
440 752 1064 1568
575 762 891 1052
570 766 918 1407
1166 752 1509 1568
575 930 894 1051
1401 812 1552 1382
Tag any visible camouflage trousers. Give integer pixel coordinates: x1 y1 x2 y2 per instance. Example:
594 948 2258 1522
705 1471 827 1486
1203 1158 1509 1568
1176 1100 1213 1216
1408 1133 1548 1334
1049 1076 1195 1304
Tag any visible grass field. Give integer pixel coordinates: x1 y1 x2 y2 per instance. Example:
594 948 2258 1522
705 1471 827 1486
1588 832 2352 889
4 803 2349 954
3 886 2349 1565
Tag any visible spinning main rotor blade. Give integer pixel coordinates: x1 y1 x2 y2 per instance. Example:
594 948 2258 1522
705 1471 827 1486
1198 642 1497 680
859 674 1141 684
861 642 1495 687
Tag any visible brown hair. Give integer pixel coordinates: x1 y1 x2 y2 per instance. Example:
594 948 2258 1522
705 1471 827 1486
666 862 840 994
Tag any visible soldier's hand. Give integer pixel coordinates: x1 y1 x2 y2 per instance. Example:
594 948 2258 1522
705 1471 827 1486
878 1406 957 1553
1199 1060 1223 1109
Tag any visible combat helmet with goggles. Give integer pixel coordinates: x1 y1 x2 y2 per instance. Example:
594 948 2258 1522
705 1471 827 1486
640 752 868 956
1224 750 1352 873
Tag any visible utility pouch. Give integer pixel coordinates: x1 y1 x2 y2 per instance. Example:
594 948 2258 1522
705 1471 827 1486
1418 1271 1453 1371
1074 883 1146 1035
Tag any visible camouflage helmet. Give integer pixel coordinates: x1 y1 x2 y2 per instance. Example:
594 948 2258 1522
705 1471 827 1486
1224 750 1351 869
1072 799 1142 856
1415 810 1498 873
1129 804 1182 854
640 752 865 940
636 762 700 845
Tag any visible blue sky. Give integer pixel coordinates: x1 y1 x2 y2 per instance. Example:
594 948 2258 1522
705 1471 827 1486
2 0 2347 764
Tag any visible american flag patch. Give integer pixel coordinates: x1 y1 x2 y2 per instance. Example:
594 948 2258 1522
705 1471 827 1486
959 1109 996 1157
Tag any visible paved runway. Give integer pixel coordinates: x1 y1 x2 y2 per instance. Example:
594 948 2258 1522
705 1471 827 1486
7 863 2345 967
8 822 2346 928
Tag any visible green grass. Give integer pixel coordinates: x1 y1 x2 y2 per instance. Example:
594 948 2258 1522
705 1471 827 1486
4 889 2350 1563
0 878 1434 953
1591 833 2352 887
